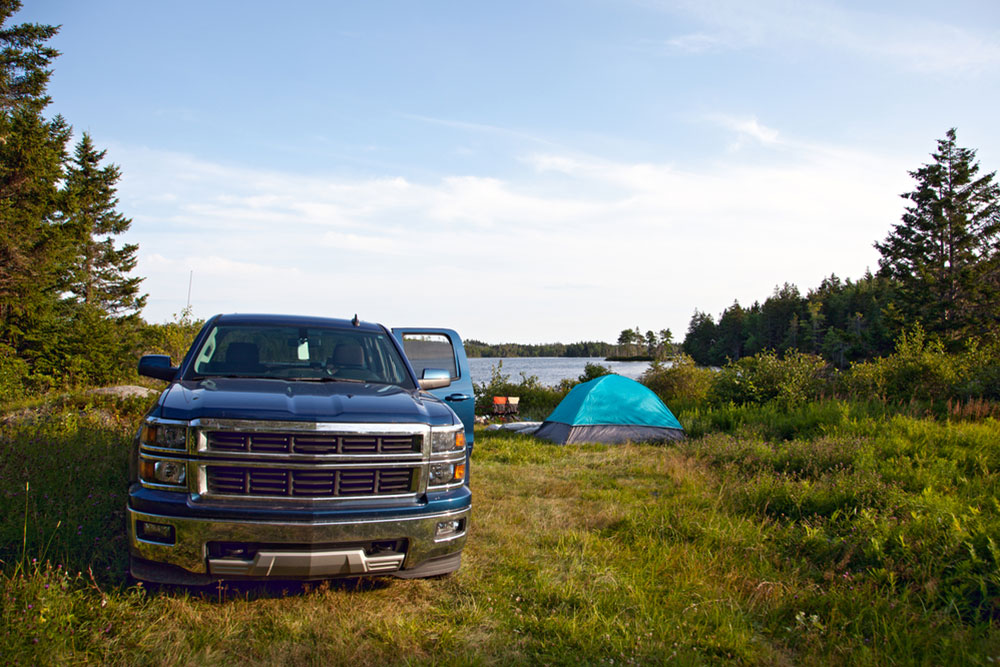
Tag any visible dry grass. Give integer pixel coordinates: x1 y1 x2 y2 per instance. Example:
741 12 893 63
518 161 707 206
2 395 999 664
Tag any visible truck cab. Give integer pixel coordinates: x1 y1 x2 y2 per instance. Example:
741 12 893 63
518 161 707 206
129 314 474 585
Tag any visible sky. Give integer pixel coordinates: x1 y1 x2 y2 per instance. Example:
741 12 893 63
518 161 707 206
16 0 1000 344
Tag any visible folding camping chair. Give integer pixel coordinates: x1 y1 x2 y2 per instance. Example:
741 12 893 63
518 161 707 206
492 396 508 417
492 396 520 421
507 397 520 417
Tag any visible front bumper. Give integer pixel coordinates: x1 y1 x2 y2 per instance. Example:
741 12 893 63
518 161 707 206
128 499 470 584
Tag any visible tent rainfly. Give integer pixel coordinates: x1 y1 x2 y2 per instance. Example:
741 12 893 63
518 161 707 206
534 374 685 445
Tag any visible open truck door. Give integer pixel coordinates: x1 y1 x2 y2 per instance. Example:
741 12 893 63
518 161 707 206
392 328 475 481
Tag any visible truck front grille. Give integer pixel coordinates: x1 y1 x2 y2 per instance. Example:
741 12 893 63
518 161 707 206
207 431 421 456
205 465 417 498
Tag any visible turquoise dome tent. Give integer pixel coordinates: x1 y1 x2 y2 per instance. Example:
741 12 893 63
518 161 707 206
534 374 685 445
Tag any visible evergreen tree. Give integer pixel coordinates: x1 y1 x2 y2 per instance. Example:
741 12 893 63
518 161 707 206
682 310 716 365
0 0 66 348
876 129 1000 341
644 330 656 357
760 283 805 353
61 133 145 317
710 301 745 363
657 328 673 358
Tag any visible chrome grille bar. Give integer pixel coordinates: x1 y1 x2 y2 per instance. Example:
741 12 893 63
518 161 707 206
205 431 421 456
204 465 418 499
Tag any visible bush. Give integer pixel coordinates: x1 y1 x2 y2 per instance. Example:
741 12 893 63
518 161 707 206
472 360 567 420
953 340 1000 401
639 354 712 409
839 326 958 402
139 307 204 364
709 350 830 407
577 362 612 384
0 344 28 404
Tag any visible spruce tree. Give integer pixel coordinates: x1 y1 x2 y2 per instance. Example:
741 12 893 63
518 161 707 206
711 301 745 364
0 0 67 348
62 133 146 317
876 129 1000 341
682 310 716 366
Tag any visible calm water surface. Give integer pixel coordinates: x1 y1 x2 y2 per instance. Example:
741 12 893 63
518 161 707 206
467 357 653 387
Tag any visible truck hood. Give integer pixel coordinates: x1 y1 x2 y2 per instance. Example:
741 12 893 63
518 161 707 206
156 378 457 426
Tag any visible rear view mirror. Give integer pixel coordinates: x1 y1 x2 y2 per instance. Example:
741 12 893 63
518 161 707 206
138 354 179 382
418 368 451 390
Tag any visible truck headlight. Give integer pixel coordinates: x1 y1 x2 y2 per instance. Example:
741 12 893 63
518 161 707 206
430 426 465 453
139 458 187 488
141 421 189 450
429 462 466 485
429 463 454 485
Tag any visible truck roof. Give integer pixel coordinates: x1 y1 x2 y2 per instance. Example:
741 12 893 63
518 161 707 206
212 313 383 332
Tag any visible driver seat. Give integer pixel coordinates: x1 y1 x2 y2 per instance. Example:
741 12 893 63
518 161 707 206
328 343 369 380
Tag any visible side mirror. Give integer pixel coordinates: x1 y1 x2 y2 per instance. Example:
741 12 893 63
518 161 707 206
138 354 179 382
418 368 452 390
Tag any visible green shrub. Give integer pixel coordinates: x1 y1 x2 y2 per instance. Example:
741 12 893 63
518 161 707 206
639 354 712 409
953 340 1000 400
709 350 830 407
138 307 204 364
577 362 612 384
840 326 958 402
0 344 28 404
473 360 567 420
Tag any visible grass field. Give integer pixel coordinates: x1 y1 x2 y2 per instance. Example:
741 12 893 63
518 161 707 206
1 394 999 664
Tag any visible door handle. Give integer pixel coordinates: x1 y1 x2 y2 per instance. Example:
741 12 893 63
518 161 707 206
445 393 471 402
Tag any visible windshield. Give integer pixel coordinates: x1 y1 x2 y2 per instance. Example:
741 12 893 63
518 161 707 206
186 323 415 388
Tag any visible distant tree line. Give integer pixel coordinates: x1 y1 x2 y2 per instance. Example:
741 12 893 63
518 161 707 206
683 129 1000 368
683 275 894 368
464 340 614 358
612 327 675 360
465 327 676 360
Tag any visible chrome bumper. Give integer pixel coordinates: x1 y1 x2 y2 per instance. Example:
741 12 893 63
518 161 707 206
128 504 469 581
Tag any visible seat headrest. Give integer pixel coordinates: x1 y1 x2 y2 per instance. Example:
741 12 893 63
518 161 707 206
332 343 364 367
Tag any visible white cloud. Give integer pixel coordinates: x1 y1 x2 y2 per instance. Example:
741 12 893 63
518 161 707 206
653 0 1000 74
706 114 781 147
118 130 912 342
664 32 728 54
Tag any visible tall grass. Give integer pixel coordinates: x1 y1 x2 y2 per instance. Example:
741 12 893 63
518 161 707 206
2 393 999 663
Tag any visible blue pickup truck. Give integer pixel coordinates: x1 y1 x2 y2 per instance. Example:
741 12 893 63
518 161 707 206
128 313 474 585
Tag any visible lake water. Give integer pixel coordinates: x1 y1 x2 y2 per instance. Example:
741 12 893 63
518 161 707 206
467 357 653 387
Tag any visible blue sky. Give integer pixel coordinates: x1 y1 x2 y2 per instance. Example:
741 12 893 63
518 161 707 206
17 0 1000 343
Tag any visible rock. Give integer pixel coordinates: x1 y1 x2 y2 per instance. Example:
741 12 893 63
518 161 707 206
88 385 159 399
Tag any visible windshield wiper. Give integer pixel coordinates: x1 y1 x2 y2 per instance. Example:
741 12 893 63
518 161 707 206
190 374 274 380
295 376 368 384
